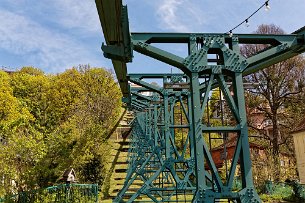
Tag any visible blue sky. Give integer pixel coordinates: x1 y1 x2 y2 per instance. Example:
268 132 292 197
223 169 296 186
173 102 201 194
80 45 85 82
0 0 304 74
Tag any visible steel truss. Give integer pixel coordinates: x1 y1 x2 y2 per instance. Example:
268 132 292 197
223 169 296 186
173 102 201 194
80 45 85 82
115 75 196 202
94 1 305 202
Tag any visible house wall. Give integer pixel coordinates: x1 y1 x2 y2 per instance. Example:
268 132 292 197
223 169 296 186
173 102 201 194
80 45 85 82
293 131 305 184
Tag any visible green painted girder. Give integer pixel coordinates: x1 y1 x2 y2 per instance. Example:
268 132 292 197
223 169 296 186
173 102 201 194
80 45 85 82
130 103 145 111
129 76 163 95
95 1 305 202
131 92 154 102
128 73 186 79
131 98 149 108
118 124 165 201
217 74 241 122
201 125 241 132
116 83 199 202
129 75 191 99
117 32 305 201
131 29 305 75
115 115 161 202
132 39 187 73
244 27 305 74
131 31 304 44
188 72 261 202
130 86 151 92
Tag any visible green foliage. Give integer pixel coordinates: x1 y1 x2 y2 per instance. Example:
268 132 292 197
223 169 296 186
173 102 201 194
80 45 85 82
202 88 231 150
0 65 122 198
0 70 43 195
10 68 52 133
260 184 293 203
258 181 305 202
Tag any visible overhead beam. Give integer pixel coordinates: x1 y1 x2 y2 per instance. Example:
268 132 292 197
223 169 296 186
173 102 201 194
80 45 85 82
128 73 186 79
131 31 305 77
131 32 302 45
95 0 123 44
95 0 131 97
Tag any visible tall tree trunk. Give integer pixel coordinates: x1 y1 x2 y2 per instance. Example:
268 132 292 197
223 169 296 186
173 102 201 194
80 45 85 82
271 111 280 182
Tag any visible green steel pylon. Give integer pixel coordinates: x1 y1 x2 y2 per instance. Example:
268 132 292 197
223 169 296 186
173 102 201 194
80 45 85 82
94 0 305 202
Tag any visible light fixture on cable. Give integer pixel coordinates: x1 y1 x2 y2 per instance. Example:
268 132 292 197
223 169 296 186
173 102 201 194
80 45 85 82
265 1 270 11
245 19 250 27
229 30 233 38
226 0 272 37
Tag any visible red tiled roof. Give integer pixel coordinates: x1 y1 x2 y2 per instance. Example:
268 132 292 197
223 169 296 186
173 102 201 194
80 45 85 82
208 137 265 169
211 137 265 151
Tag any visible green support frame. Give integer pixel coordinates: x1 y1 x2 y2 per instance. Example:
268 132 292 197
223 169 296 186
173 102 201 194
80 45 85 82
117 75 196 202
94 0 305 202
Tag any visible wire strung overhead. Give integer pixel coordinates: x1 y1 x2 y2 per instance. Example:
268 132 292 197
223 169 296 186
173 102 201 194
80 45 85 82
227 0 271 37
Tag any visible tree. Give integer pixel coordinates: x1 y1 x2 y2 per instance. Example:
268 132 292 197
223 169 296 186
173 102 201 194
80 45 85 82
35 65 122 187
241 24 305 181
0 70 45 195
10 67 53 133
0 65 123 196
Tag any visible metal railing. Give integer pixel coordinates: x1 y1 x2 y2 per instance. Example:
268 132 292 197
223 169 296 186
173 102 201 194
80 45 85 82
0 184 98 203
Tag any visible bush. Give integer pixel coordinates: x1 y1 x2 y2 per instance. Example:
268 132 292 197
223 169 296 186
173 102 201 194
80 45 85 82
260 182 291 202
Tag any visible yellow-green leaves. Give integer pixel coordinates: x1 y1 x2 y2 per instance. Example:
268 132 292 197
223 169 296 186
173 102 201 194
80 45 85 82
0 65 122 196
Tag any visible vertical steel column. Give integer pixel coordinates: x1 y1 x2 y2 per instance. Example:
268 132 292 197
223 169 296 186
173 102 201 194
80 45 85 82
187 77 195 160
163 91 171 159
233 72 260 201
153 103 159 147
190 72 207 202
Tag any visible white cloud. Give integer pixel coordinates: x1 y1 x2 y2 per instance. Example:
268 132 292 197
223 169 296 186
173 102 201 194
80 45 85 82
50 0 101 33
0 9 102 73
155 0 208 32
1 0 101 34
157 0 188 32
